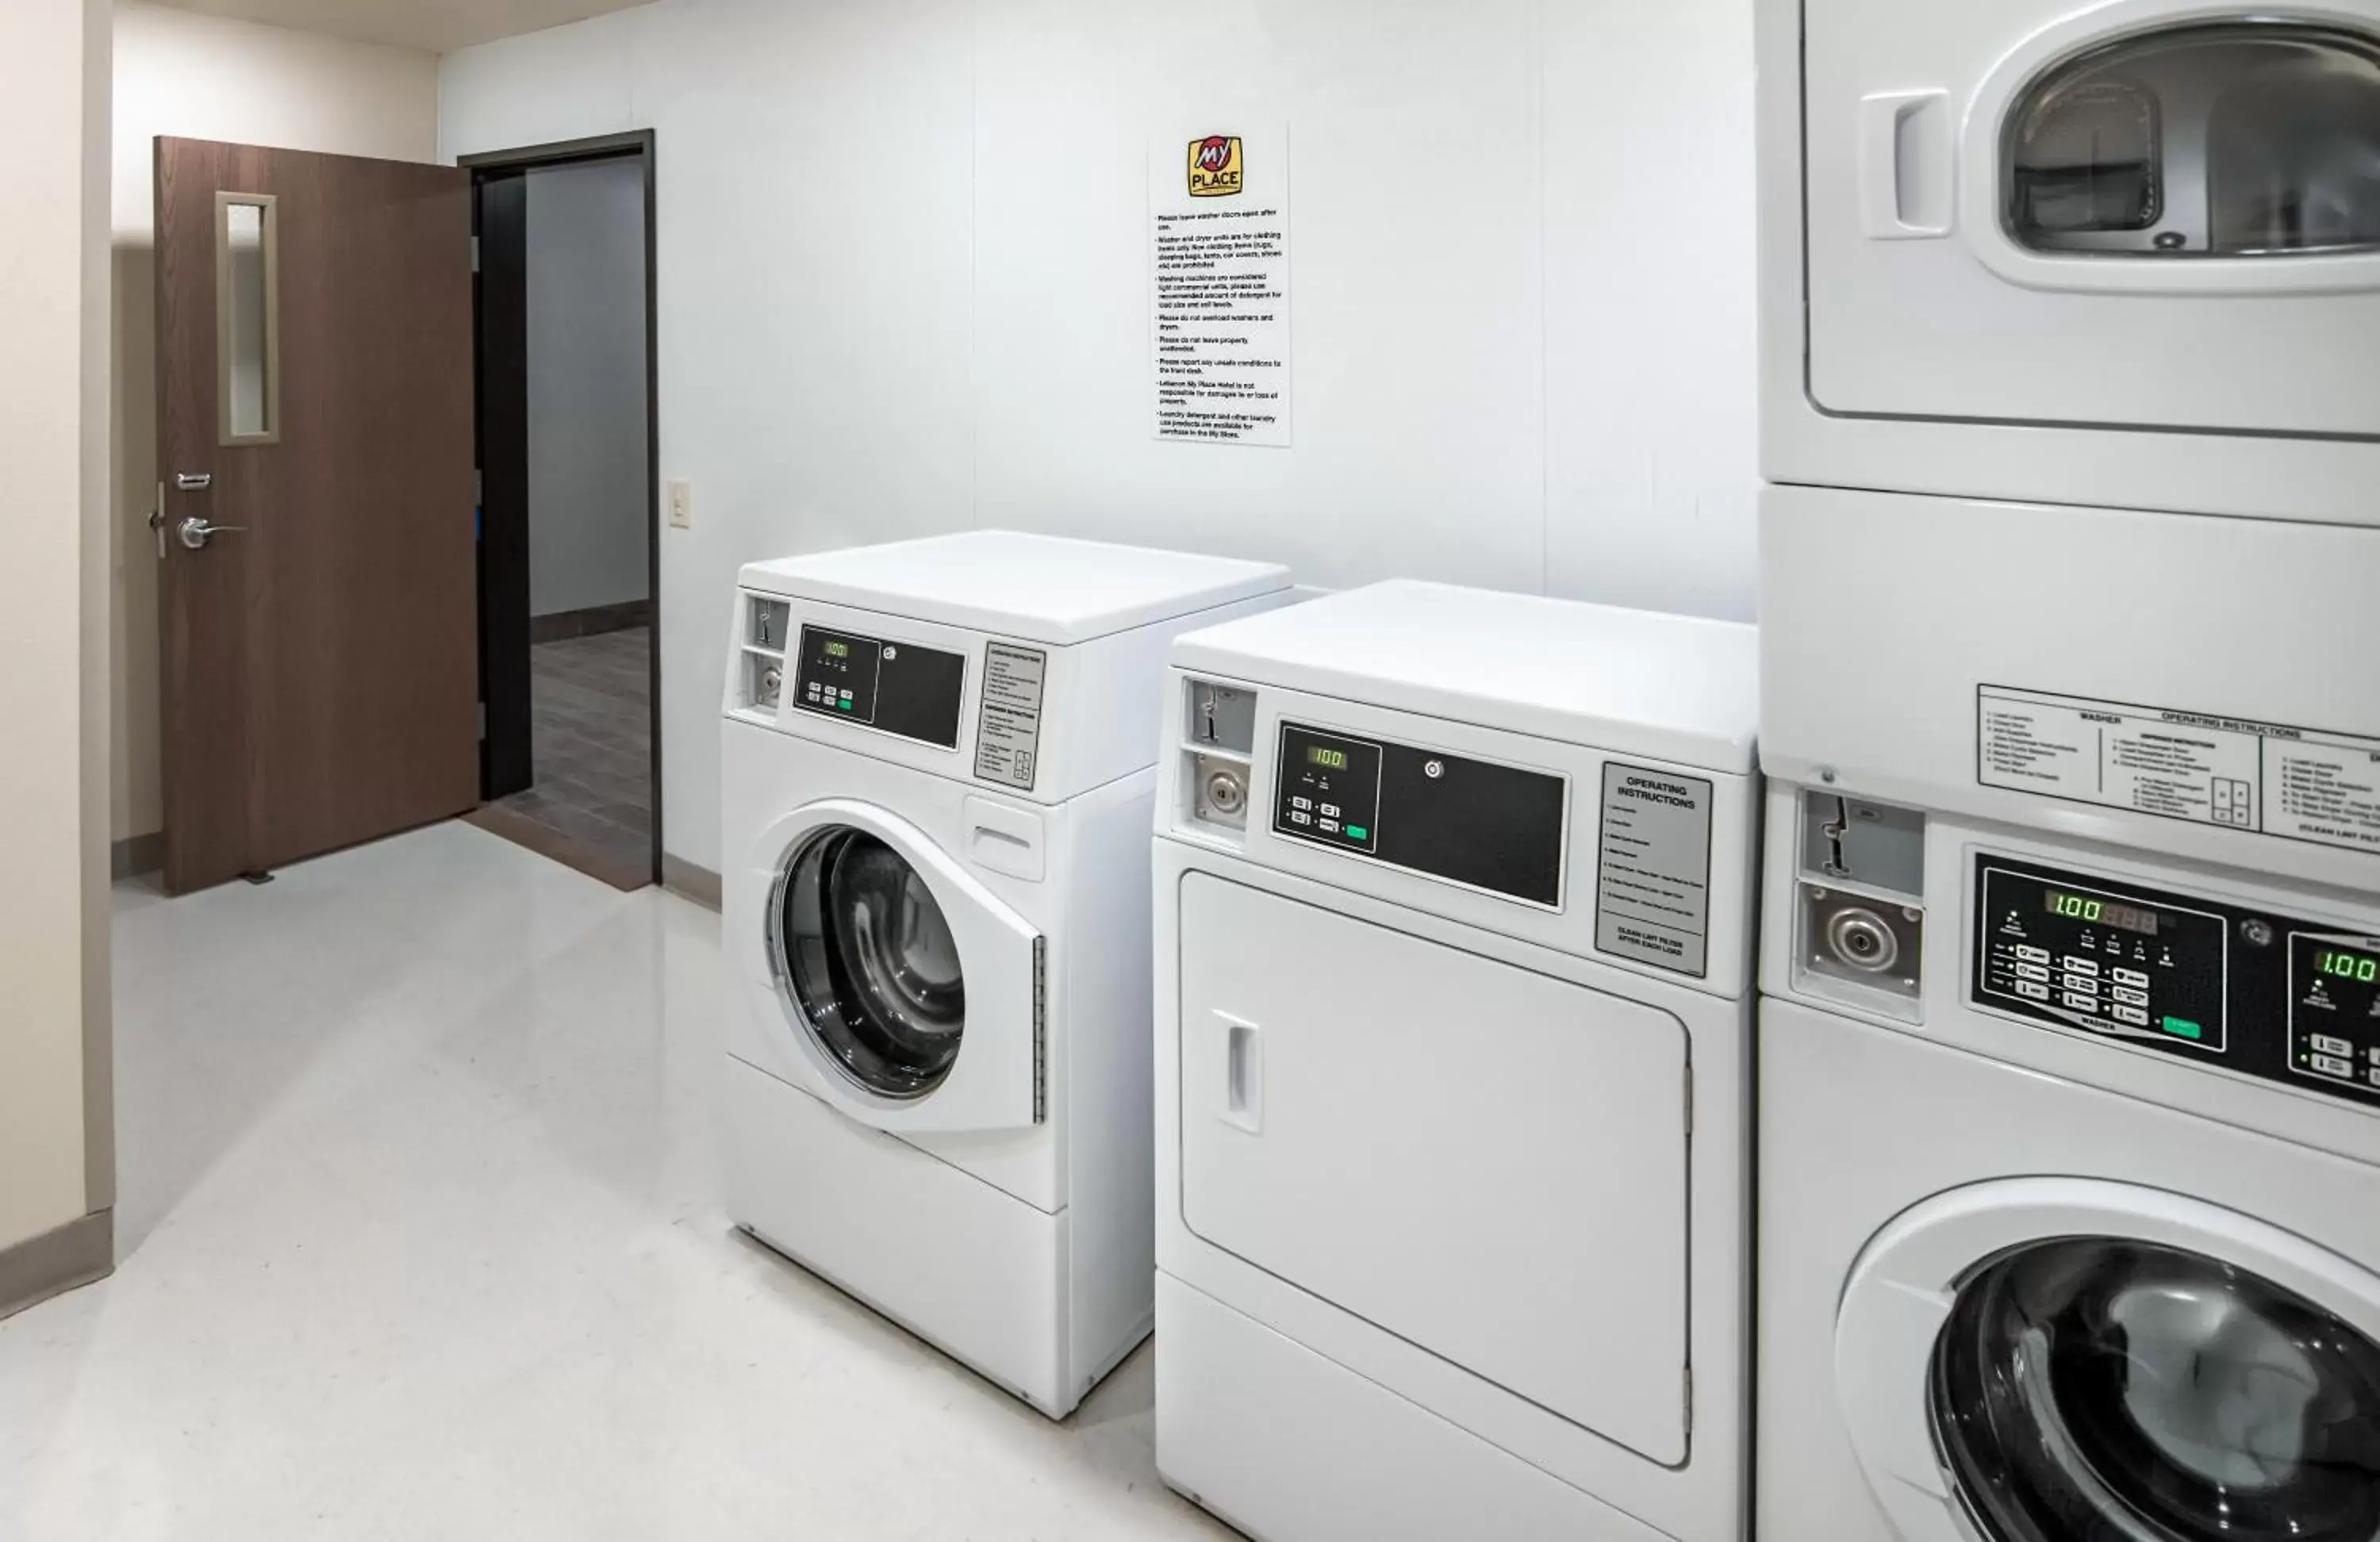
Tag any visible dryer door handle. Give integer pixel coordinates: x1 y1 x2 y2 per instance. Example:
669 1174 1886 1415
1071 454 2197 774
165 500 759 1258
1220 1013 1263 1134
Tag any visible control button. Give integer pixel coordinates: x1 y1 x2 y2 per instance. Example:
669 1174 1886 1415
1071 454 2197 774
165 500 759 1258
2063 992 2102 1012
1319 819 1341 834
2014 945 2052 964
2112 967 2149 988
2310 1034 2355 1058
2313 1053 2355 1079
2370 1067 2380 1087
2370 1047 2380 1065
2061 976 2101 997
1290 796 1312 811
2163 1017 2203 1041
2062 957 2100 976
1320 804 1340 819
2013 963 2052 982
2112 986 2149 1007
2112 1004 2149 1026
1289 810 1312 827
1345 825 1368 841
839 689 854 702
2016 980 2051 999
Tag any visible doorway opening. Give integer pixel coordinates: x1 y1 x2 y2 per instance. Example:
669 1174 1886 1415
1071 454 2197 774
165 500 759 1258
462 132 660 892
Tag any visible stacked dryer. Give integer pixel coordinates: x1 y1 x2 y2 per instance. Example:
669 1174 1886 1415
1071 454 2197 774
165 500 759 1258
1756 4 2380 1539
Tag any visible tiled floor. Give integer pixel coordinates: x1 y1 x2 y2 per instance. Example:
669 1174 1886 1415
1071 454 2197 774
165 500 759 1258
472 627 654 890
0 823 1230 1540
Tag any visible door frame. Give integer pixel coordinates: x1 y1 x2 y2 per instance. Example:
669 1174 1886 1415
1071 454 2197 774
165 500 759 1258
462 129 662 886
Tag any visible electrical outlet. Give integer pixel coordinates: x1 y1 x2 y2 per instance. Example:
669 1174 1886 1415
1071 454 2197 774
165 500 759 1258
667 480 692 529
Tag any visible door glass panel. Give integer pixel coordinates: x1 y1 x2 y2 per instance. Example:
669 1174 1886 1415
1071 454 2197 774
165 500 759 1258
773 828 965 1099
1930 1237 2380 1541
218 194 278 442
2006 24 2380 256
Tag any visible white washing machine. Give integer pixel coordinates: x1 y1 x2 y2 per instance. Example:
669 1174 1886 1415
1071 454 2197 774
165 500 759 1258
716 531 1291 1417
1758 0 2380 522
1756 795 2380 1540
1150 581 1760 1542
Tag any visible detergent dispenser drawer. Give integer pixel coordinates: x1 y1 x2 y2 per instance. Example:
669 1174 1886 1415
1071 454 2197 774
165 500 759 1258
1175 873 1692 1463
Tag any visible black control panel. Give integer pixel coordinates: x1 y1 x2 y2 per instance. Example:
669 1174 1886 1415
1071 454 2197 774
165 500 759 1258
1273 723 1566 907
792 626 965 750
1971 854 2380 1107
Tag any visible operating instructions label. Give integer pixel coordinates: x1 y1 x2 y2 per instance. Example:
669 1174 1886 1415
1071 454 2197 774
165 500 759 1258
1978 685 2380 856
1595 764 1714 978
974 644 1046 791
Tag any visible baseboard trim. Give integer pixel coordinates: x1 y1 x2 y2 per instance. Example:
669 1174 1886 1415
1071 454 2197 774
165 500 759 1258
531 599 651 644
0 1210 113 1324
662 853 721 911
111 830 163 880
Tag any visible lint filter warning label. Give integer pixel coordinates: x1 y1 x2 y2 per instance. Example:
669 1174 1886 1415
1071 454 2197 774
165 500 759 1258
1595 764 1714 978
974 644 1047 792
1979 685 2380 857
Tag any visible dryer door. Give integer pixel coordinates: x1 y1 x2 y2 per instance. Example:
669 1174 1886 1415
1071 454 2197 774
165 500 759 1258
1835 1178 2380 1542
1804 0 2380 443
1174 873 1694 1465
742 800 1042 1133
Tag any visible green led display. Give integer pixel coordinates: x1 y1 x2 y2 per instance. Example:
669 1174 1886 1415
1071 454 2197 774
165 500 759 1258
2317 948 2379 984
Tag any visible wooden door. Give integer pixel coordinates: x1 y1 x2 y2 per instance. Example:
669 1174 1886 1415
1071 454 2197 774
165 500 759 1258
154 138 478 894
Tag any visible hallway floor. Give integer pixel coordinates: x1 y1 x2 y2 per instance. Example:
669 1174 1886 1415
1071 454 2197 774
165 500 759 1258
471 627 654 891
0 823 1227 1540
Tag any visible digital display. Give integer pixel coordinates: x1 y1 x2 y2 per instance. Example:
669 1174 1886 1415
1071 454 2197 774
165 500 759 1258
1307 746 1350 771
2318 948 2380 984
825 641 851 659
2046 888 2159 935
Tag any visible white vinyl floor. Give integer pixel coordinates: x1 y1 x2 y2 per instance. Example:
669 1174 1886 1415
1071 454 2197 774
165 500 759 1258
0 822 1235 1540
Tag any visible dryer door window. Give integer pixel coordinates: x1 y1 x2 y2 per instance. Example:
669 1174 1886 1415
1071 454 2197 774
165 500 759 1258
1929 1237 2380 1541
2006 24 2380 258
774 827 967 1100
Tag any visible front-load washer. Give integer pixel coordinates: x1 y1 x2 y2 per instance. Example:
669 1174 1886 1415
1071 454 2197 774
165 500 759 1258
1150 580 1760 1542
1756 800 2380 1541
718 531 1291 1417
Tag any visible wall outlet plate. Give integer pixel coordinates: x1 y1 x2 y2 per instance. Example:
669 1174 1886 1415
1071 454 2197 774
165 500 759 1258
667 479 692 529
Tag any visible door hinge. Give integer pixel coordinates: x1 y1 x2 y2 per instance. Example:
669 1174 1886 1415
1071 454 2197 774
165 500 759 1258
470 234 480 274
1031 935 1048 1125
1683 1064 1694 1138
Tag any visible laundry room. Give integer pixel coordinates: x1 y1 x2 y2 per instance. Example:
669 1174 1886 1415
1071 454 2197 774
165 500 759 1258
6 0 2378 1539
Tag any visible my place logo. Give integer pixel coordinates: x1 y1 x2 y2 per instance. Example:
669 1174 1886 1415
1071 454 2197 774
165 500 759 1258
1188 134 1243 197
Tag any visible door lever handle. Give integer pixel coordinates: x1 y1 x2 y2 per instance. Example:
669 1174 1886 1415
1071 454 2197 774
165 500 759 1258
176 517 245 550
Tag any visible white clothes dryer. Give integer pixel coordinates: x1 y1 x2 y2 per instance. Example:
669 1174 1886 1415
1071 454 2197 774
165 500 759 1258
1758 0 2380 524
1150 581 1760 1542
717 531 1290 1417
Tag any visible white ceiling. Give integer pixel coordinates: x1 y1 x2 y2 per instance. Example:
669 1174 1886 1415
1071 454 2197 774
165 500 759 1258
142 0 651 56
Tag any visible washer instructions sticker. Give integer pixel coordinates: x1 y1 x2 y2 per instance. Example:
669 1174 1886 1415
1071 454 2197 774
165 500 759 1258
1978 685 2380 857
974 644 1047 791
1595 764 1714 978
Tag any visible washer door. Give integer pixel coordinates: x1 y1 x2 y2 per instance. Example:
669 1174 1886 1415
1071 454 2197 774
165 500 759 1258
1836 1179 2380 1542
748 800 1042 1133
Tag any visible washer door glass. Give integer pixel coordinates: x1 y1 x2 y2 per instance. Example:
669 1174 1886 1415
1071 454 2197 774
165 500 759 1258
774 827 966 1099
1930 1238 2380 1541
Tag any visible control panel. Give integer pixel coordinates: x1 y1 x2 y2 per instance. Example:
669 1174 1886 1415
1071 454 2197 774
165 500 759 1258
1971 854 2380 1107
1273 722 1565 907
792 626 966 750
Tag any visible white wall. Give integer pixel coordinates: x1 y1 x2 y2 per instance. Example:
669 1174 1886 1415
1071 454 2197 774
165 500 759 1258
110 1 440 842
1 0 111 1258
440 0 1759 874
526 155 651 618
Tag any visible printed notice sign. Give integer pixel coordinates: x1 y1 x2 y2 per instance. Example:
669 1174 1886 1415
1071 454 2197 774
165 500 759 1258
974 644 1047 792
1979 685 2380 857
1595 764 1714 978
1150 123 1291 447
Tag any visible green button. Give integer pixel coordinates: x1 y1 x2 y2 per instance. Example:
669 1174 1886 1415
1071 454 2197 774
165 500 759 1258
838 699 853 711
1345 825 1368 841
2163 1016 2202 1041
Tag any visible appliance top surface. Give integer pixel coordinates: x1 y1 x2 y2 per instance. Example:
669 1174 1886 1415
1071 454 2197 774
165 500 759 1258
738 531 1292 645
1173 580 1760 773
